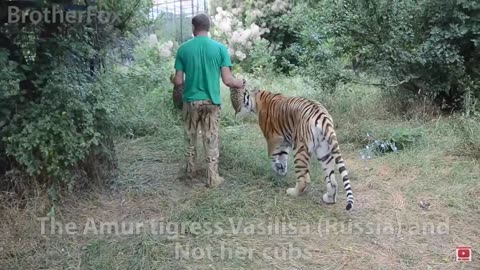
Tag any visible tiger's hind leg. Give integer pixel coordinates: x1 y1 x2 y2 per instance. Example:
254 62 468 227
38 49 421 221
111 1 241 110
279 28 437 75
286 142 311 196
268 138 290 176
316 142 338 204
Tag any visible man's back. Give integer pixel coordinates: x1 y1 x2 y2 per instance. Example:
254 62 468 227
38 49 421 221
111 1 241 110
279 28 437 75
174 13 244 188
175 36 231 105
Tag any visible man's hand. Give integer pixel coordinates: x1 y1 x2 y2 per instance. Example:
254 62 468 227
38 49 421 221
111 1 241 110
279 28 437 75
221 67 245 89
231 78 245 89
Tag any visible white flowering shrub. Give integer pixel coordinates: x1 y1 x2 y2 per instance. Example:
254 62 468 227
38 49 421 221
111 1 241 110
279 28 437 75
271 0 289 13
158 40 174 58
145 34 176 59
209 0 295 73
212 7 270 66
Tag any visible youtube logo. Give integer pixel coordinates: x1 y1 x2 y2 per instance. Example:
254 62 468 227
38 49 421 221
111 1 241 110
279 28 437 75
456 246 472 262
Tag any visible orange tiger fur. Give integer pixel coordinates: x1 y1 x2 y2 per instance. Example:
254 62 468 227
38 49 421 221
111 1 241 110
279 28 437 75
241 89 354 210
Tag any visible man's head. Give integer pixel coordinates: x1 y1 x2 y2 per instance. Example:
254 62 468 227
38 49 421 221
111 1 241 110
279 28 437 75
192 13 210 35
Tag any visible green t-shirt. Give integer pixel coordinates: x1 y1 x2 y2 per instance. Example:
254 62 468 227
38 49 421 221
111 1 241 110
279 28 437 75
174 36 232 105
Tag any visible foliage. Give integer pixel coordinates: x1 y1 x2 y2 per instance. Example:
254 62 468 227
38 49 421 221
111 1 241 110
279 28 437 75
254 2 357 90
98 38 178 138
97 0 153 32
0 0 151 193
236 38 276 76
4 67 98 184
301 0 479 110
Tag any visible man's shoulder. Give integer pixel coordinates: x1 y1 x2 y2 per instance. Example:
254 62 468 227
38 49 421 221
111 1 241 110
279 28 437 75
178 39 192 50
208 38 227 49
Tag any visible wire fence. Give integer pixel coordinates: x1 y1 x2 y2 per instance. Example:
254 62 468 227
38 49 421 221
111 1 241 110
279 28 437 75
150 0 209 44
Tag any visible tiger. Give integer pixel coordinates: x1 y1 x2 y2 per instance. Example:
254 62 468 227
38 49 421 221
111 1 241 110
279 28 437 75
234 88 354 210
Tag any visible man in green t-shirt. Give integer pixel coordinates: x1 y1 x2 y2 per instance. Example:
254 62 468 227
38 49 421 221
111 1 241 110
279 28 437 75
173 13 244 187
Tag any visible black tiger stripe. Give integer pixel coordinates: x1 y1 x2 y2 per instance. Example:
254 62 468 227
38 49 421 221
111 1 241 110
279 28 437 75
300 151 310 160
294 159 308 166
298 170 310 178
321 117 328 130
319 154 330 162
297 144 306 152
314 112 325 125
273 151 288 156
329 134 337 141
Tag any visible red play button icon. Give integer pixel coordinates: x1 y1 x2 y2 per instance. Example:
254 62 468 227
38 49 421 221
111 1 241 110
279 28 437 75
456 246 472 262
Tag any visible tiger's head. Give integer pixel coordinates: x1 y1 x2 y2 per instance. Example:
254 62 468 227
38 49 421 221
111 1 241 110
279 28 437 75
241 88 259 114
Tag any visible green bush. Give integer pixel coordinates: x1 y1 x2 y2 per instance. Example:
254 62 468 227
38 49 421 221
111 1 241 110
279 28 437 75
328 0 479 111
272 2 356 91
1 59 116 192
266 0 479 112
239 39 276 76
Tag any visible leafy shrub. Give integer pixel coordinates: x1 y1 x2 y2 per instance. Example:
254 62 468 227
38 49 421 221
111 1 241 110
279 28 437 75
0 49 22 177
268 2 357 91
1 60 116 193
238 39 276 75
328 0 480 111
0 0 153 194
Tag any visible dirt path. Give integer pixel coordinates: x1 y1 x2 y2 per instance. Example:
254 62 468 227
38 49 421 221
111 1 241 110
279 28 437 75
1 134 479 269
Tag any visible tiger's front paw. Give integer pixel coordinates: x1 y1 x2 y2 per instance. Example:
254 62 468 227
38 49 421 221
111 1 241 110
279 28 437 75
286 188 300 196
273 162 287 176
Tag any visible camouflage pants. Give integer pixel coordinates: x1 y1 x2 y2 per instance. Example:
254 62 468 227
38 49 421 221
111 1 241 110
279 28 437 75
182 100 223 187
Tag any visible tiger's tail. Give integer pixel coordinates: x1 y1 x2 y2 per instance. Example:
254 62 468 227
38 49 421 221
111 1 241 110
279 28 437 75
317 111 354 211
333 150 354 210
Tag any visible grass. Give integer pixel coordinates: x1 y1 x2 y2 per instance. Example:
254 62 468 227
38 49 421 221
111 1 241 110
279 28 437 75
1 75 480 269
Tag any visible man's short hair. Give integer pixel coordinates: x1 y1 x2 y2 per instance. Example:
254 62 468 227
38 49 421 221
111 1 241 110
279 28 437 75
192 13 210 31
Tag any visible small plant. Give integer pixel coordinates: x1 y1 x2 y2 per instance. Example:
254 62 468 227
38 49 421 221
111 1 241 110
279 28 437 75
389 128 423 150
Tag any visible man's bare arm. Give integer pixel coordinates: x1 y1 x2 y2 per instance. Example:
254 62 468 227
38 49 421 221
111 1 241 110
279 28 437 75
221 67 244 89
174 70 184 87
